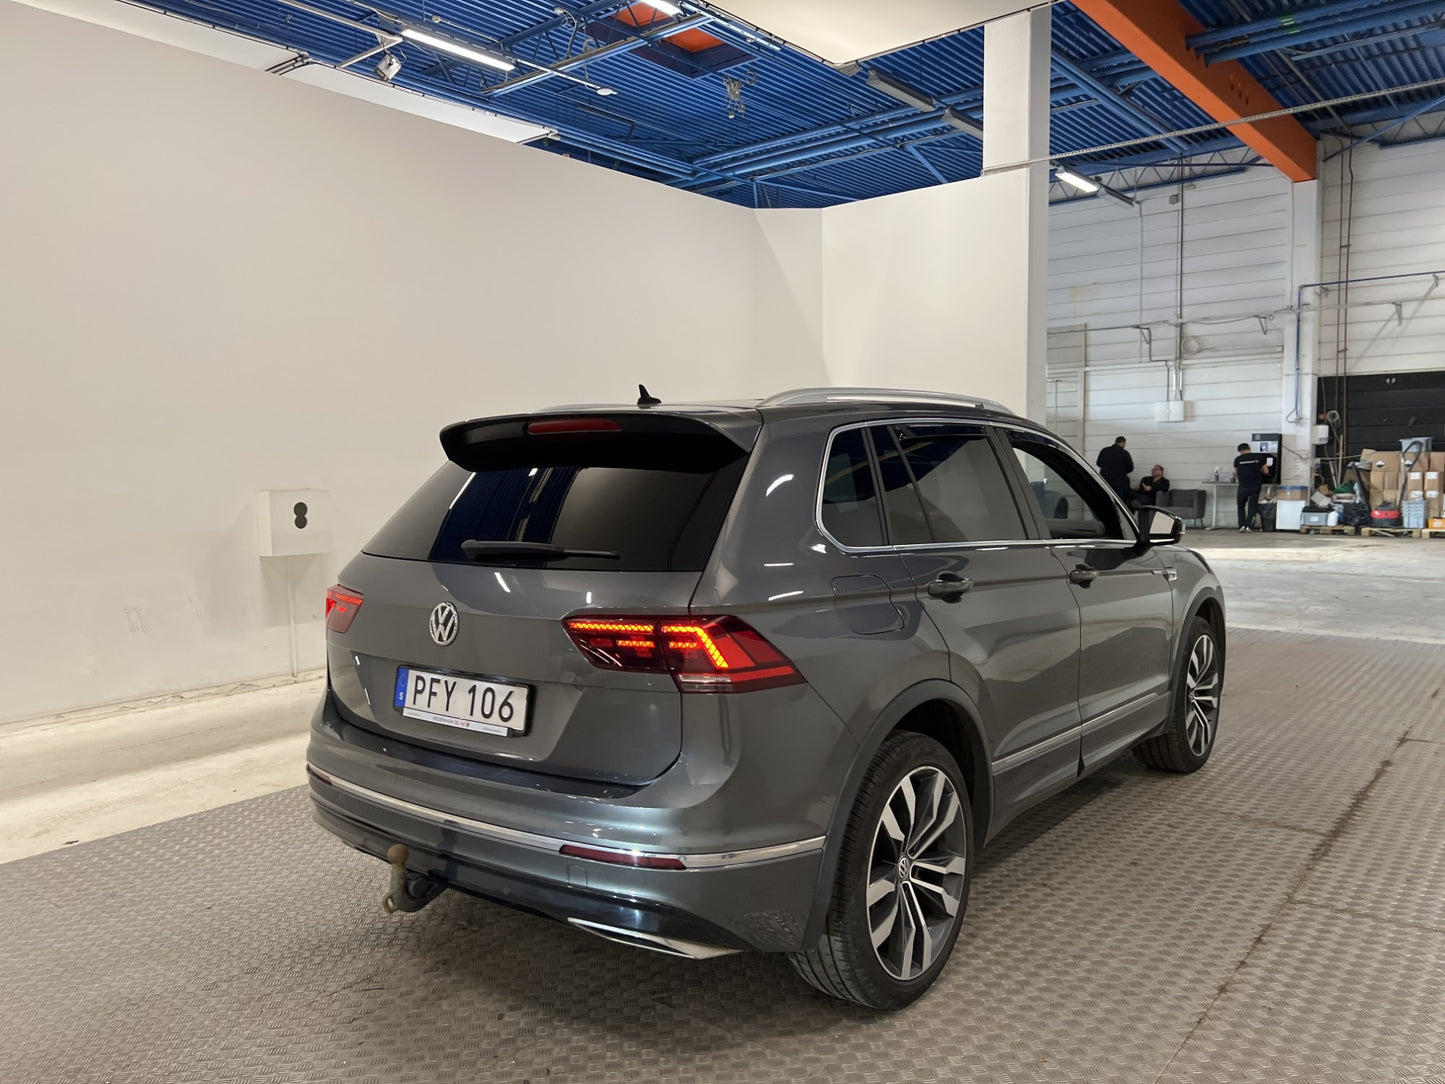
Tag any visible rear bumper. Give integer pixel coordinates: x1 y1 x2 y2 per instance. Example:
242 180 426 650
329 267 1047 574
305 687 849 954
309 766 824 953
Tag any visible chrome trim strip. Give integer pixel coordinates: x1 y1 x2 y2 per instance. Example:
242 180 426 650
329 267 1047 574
309 765 825 870
990 726 1082 773
813 417 1140 555
1079 692 1168 737
814 417 1041 555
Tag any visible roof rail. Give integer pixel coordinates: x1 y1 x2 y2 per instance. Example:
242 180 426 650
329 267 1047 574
759 387 1015 415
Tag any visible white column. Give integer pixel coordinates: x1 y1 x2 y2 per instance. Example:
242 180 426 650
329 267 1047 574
983 7 1051 422
1284 178 1322 486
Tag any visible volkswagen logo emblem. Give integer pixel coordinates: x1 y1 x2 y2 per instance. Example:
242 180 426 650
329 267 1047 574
428 602 459 646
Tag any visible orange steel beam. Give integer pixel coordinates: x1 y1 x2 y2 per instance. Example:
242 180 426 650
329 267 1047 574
1072 0 1318 182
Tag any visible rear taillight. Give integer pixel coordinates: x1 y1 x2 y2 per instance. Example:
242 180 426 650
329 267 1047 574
325 585 363 633
563 615 804 693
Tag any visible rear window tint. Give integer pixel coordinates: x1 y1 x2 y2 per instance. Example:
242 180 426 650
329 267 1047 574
365 438 747 572
891 425 1027 542
820 429 884 547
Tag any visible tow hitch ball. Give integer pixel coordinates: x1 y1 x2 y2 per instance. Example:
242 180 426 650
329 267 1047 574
382 844 447 914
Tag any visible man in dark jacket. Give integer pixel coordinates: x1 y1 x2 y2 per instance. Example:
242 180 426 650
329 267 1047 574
1233 442 1273 530
1096 436 1133 505
1133 465 1171 508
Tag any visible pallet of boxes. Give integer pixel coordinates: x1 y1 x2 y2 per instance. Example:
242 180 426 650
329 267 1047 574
1359 446 1445 537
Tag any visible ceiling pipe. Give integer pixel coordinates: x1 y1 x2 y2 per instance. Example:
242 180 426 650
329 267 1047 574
1202 0 1444 63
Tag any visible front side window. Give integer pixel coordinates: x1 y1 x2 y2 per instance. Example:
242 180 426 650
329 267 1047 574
1009 434 1125 540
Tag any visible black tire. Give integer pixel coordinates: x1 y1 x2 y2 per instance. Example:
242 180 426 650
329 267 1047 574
788 732 973 1010
1137 616 1222 773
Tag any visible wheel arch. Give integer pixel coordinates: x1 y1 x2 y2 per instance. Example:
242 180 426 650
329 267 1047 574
801 680 992 949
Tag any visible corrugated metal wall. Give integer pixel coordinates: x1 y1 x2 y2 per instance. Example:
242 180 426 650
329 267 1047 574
1316 138 1445 380
1046 169 1295 489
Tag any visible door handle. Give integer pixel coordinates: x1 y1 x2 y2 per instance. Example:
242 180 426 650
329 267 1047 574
1068 564 1099 587
926 574 974 602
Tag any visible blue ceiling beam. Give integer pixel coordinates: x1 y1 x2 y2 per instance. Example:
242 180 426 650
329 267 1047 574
678 115 954 189
499 1 622 49
1052 51 1193 154
1201 0 1444 64
1186 0 1404 50
485 13 714 96
1326 90 1445 158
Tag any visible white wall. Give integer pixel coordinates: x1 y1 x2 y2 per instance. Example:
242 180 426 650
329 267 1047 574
1047 168 1313 486
0 0 827 722
1046 132 1445 496
821 172 1040 414
1315 136 1445 377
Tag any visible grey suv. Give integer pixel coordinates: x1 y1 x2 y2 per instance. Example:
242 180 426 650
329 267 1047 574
308 388 1225 1009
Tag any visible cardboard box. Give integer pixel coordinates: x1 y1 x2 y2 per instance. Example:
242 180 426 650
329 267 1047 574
1432 452 1445 474
1365 451 1402 473
1430 517 1445 530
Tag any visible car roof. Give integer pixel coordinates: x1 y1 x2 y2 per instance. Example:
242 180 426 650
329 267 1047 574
539 387 1026 426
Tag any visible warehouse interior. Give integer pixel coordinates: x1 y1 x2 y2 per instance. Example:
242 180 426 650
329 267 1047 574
2 0 1444 1080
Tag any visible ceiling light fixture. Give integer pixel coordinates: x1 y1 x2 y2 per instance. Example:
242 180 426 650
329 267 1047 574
374 52 401 82
400 27 515 72
596 86 618 96
865 69 982 138
1054 167 1100 193
638 0 683 14
865 68 935 113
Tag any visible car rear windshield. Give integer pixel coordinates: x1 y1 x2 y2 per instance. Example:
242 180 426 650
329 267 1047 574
363 434 749 572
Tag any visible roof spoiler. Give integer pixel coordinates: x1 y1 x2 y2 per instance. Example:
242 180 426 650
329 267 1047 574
439 411 758 472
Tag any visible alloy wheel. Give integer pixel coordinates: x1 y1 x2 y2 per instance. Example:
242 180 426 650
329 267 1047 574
1185 634 1220 757
866 766 968 981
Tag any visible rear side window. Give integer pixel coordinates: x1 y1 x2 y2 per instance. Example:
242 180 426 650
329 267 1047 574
820 429 884 547
365 436 747 572
871 427 933 545
878 424 1027 543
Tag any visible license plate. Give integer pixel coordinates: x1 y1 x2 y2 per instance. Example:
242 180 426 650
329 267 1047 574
393 667 529 736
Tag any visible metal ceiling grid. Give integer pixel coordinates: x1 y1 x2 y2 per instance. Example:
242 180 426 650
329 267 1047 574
99 0 1445 205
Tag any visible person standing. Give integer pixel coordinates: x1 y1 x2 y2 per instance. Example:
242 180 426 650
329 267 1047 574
1232 442 1272 531
1096 436 1133 505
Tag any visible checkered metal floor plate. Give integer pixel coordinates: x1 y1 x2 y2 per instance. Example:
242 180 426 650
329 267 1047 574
3 628 1444 1083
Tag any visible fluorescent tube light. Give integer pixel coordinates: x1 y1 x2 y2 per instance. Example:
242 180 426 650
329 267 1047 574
1055 168 1099 194
639 0 683 14
865 69 936 113
400 28 515 72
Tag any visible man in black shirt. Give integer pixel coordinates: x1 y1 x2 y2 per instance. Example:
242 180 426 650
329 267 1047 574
1233 442 1272 530
1134 464 1171 507
1096 436 1133 505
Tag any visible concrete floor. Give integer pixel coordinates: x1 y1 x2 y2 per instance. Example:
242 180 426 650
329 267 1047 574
2 531 1444 1082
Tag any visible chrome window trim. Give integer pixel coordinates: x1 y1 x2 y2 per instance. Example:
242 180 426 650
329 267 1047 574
309 765 826 870
814 417 1043 555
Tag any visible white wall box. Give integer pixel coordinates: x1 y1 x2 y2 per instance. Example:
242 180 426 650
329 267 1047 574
257 490 331 557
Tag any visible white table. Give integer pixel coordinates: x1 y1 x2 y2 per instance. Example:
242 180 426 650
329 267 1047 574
1200 481 1238 529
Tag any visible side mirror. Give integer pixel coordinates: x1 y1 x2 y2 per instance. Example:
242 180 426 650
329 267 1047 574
1136 507 1183 548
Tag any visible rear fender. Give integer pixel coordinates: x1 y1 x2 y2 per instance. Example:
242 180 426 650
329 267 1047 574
800 679 992 950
